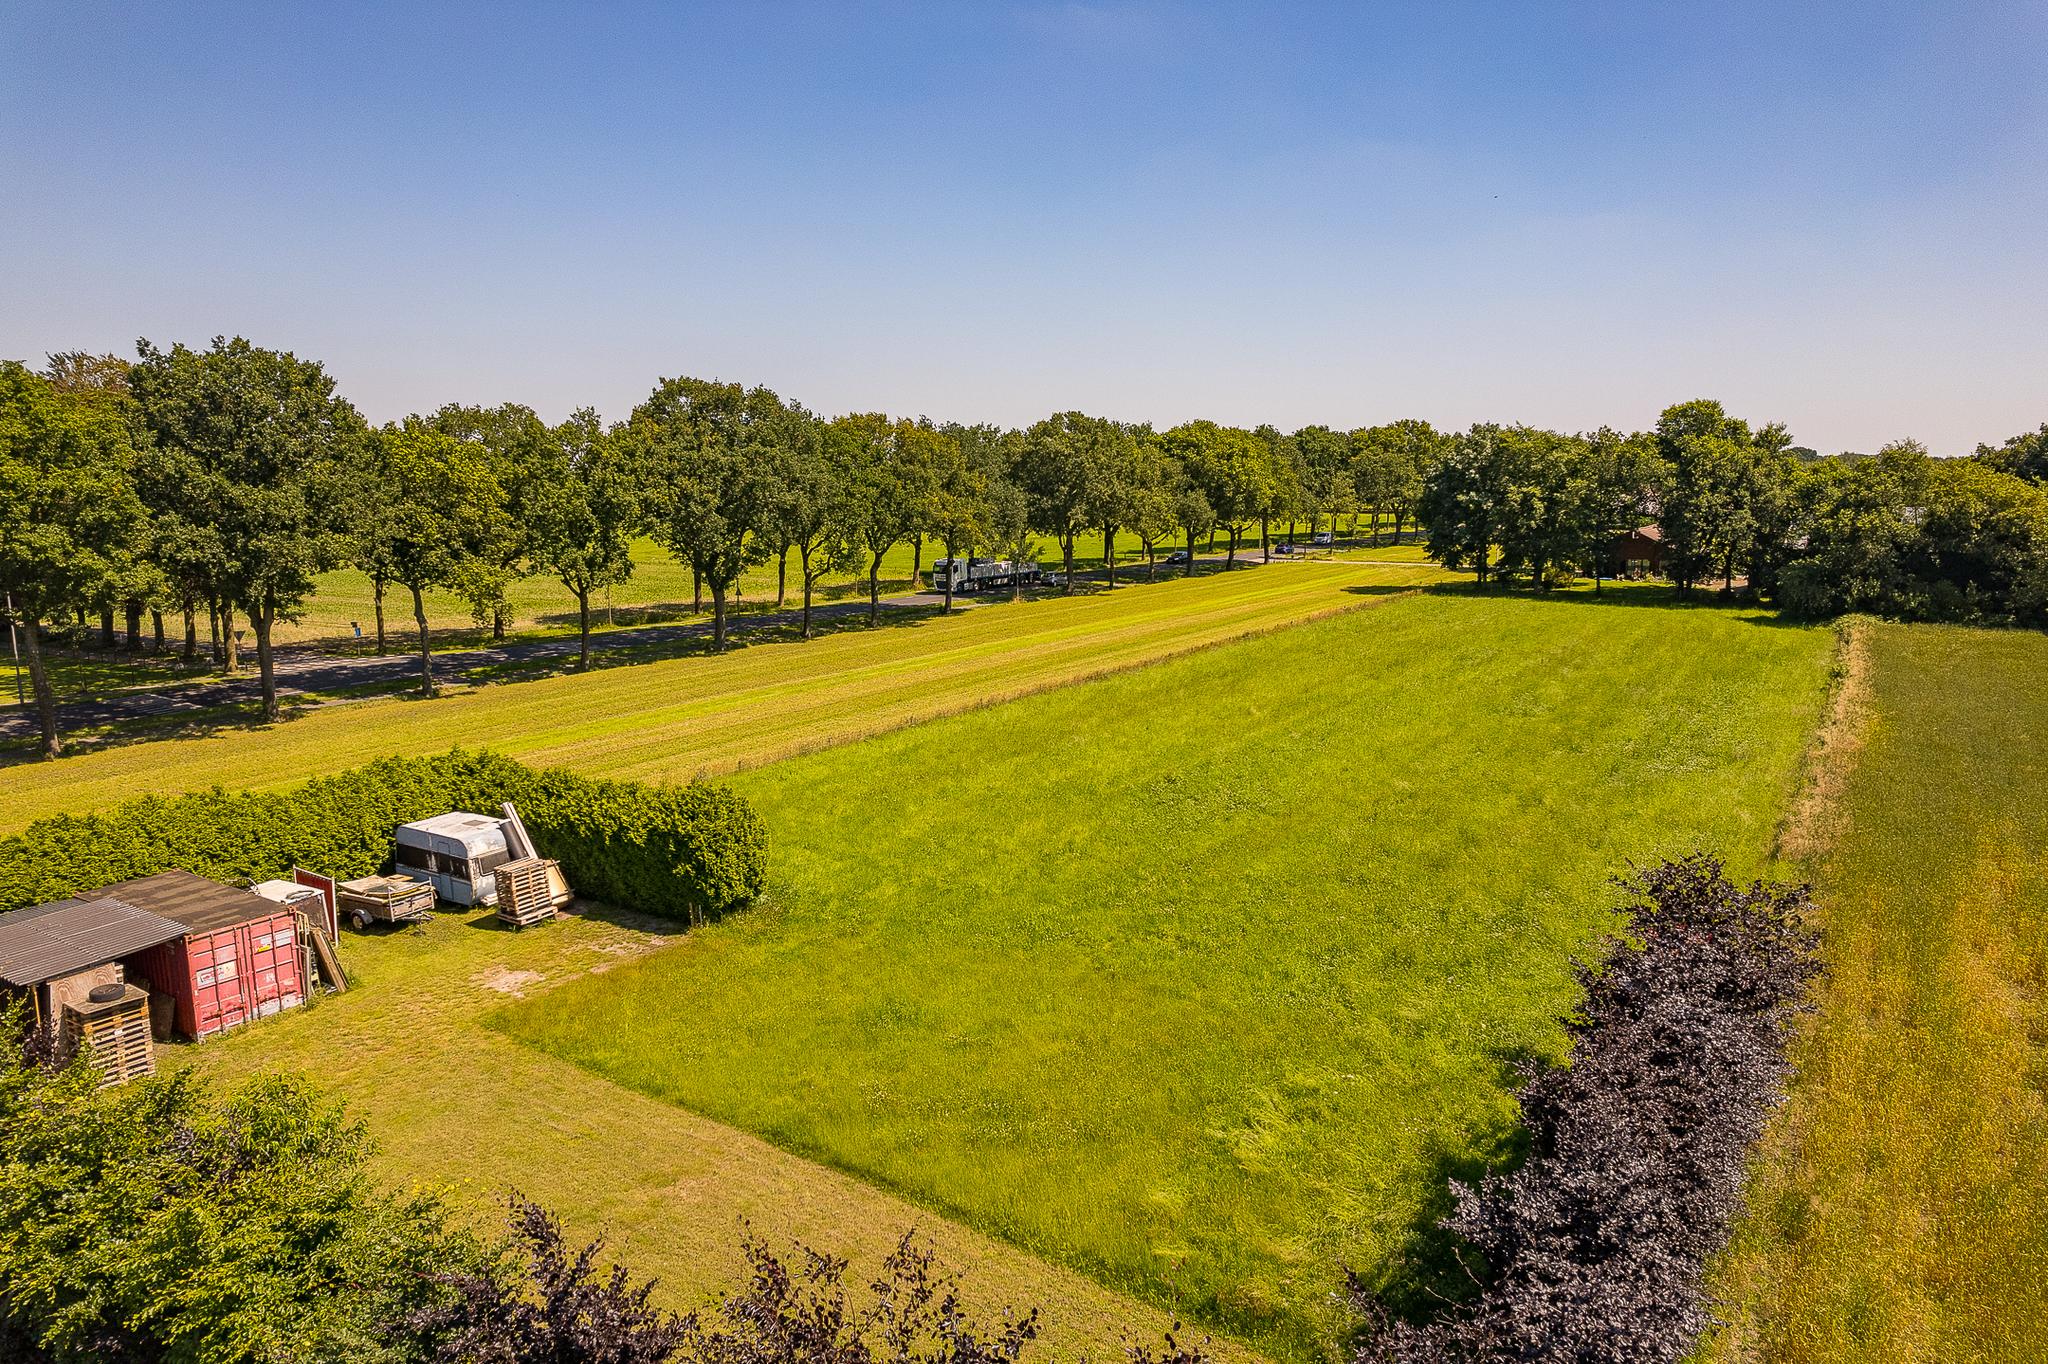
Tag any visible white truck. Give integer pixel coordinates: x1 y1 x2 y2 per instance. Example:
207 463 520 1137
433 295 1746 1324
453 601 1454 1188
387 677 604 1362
927 557 1048 594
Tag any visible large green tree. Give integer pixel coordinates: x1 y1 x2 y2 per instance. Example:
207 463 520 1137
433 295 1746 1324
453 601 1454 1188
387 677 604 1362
1417 424 1517 582
1975 422 2048 485
1161 421 1272 568
0 363 147 757
626 378 801 649
359 420 507 696
1573 426 1665 593
128 337 365 719
526 409 639 668
1654 399 1764 595
1015 411 1123 592
770 409 858 637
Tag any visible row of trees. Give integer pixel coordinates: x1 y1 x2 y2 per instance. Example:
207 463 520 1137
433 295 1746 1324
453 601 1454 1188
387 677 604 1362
1413 400 2048 622
8 339 2045 759
1 339 1448 759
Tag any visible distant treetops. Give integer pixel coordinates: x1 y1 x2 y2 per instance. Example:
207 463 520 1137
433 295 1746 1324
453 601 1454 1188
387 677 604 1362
4 340 2045 761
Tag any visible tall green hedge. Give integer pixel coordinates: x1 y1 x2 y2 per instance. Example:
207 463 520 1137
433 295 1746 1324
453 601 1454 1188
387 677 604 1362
0 750 767 923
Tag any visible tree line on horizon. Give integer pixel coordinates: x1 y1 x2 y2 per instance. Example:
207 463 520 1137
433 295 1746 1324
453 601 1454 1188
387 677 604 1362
3 337 2045 761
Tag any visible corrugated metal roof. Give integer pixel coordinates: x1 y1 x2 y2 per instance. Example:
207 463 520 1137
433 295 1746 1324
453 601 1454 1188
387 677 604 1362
94 870 289 935
0 897 185 987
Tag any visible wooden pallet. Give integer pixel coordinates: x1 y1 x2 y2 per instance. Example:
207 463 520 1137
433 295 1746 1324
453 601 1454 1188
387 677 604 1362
494 857 568 928
61 988 155 1087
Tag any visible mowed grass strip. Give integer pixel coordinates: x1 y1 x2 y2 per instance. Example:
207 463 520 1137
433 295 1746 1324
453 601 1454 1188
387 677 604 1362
1705 623 2048 1363
491 592 1835 1362
0 560 1445 833
186 905 1226 1364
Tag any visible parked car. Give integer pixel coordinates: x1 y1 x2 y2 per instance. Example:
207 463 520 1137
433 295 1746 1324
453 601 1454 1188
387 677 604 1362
1311 531 1334 546
1164 549 1192 564
1273 542 1299 555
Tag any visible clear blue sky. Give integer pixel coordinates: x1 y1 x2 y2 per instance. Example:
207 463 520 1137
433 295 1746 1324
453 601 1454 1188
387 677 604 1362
4 2 2043 453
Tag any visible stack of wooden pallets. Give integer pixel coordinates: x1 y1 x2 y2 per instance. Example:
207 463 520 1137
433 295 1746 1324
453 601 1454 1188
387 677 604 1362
60 984 155 1087
493 857 570 928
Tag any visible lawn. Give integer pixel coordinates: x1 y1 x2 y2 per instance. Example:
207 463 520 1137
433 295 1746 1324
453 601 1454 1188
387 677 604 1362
184 901 1216 1364
1703 622 2048 1363
0 558 1449 833
489 591 1836 1361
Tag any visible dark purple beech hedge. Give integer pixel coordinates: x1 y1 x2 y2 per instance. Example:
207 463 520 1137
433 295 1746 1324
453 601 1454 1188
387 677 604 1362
1355 854 1822 1364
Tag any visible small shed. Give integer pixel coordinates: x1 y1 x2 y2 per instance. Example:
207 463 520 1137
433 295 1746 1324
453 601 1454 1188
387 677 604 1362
395 812 512 906
0 896 183 1032
101 871 308 1040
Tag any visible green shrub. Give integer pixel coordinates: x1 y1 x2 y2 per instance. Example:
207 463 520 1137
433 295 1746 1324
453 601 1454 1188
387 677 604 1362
0 750 767 923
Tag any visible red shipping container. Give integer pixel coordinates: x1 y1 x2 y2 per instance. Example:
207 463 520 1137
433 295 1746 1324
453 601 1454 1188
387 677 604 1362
102 871 307 1041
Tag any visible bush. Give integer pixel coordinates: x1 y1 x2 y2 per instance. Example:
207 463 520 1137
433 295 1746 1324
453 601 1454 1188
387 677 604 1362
1354 855 1821 1364
0 750 767 924
0 1015 484 1363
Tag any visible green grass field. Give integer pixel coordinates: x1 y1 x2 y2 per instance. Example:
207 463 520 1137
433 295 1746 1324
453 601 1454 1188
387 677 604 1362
1703 622 2048 1363
489 592 1835 1360
0 559 1449 833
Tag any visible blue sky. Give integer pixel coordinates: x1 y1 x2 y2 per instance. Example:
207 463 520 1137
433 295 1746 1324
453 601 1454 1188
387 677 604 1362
4 2 2043 453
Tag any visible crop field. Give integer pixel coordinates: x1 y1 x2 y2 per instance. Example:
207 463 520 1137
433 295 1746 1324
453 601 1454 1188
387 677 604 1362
0 558 1449 833
1705 623 2048 1363
490 592 1836 1359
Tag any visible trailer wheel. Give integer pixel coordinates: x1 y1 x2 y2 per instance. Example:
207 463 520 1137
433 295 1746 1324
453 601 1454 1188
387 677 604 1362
351 909 371 931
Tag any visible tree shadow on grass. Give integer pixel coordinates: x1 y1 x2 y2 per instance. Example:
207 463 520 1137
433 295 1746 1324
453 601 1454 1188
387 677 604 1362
1411 579 1809 626
1343 1043 1545 1354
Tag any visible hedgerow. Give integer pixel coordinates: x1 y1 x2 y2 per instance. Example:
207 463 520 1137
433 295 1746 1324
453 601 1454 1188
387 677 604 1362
1354 854 1822 1364
0 750 766 923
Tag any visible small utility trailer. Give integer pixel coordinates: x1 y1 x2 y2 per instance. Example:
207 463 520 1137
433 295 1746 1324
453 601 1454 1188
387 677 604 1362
927 557 1047 594
335 875 436 930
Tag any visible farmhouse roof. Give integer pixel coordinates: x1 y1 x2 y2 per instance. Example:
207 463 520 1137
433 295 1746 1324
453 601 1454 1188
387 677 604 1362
93 869 287 935
0 896 185 987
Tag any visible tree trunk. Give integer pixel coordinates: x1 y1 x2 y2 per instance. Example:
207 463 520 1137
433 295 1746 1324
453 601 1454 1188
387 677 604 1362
412 583 435 697
911 535 923 590
776 547 789 608
799 545 815 639
98 605 115 650
1227 528 1239 568
693 564 702 614
576 587 592 669
868 551 882 625
1186 526 1197 574
372 578 387 655
1061 533 1076 595
1147 545 1156 581
124 598 143 652
182 600 197 660
941 537 956 614
1103 526 1116 588
492 604 506 641
208 600 222 662
1260 516 1270 562
222 604 239 674
150 609 164 652
20 614 61 760
711 581 728 649
253 598 280 722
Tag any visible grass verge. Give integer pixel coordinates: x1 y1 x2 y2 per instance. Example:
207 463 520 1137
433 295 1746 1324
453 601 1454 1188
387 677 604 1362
1702 622 2048 1362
